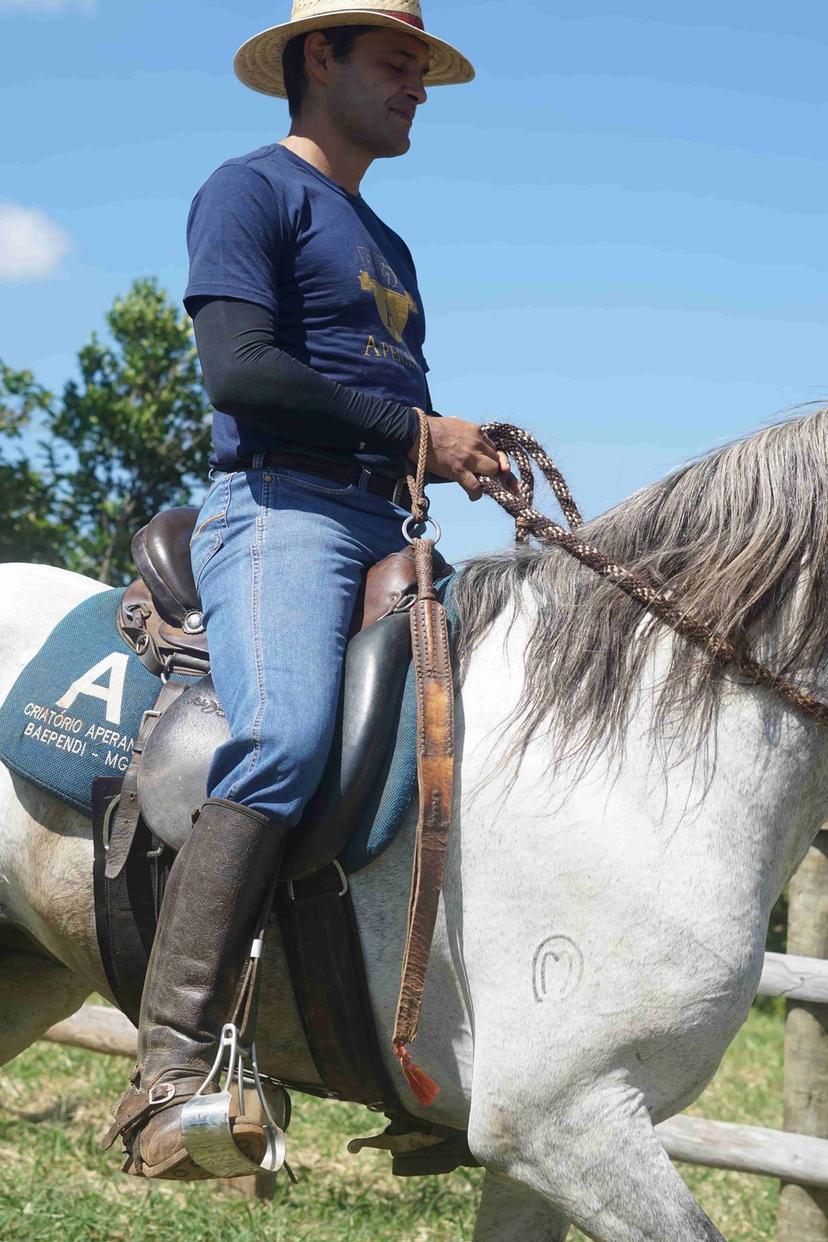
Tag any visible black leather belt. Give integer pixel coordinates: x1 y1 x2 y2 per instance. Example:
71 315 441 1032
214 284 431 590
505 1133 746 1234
238 451 412 509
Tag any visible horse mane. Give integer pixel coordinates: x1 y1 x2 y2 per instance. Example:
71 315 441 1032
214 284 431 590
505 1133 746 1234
452 405 828 773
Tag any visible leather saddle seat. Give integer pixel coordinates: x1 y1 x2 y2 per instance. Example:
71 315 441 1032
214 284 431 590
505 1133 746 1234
120 507 452 880
133 506 204 630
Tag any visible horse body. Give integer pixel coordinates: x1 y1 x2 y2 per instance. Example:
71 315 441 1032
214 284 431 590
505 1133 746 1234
4 411 828 1241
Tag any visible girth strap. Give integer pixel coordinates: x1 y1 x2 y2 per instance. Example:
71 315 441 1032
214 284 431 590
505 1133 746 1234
276 863 393 1108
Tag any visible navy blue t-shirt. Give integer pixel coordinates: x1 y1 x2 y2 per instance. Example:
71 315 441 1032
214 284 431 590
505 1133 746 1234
184 143 430 473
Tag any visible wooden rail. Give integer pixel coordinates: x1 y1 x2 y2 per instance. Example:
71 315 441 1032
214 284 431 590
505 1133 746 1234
657 1116 828 1189
44 1004 137 1059
759 952 828 1005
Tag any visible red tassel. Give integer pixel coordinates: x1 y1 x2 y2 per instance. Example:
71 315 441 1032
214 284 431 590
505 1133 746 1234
393 1039 440 1107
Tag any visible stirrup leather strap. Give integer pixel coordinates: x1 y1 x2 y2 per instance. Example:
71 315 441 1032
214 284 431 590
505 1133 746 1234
105 678 184 881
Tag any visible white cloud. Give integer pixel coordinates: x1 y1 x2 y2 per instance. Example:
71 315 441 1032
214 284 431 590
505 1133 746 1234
0 0 97 14
0 203 74 283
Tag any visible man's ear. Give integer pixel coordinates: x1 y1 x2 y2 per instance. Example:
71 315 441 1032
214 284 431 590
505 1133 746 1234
303 31 332 89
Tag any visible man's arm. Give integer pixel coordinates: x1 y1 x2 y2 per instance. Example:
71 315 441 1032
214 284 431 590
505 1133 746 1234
192 296 511 499
191 296 421 457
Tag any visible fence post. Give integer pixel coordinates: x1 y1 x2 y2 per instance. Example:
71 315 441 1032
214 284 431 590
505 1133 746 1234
778 832 828 1242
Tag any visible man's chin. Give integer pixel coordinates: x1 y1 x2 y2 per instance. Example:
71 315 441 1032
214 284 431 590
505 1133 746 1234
376 134 412 159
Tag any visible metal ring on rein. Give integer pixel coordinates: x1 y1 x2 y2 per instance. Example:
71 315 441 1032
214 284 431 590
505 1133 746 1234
402 514 442 546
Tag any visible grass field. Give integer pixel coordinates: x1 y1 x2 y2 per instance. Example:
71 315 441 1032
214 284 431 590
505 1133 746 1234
0 999 784 1241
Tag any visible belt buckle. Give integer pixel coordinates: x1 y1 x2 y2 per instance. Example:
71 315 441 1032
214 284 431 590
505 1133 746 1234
391 477 408 508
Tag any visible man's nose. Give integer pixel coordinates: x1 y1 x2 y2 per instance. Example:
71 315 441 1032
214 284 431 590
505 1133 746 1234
406 78 427 106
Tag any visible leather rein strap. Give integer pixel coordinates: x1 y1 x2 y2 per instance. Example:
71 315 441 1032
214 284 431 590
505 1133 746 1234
479 421 828 730
390 412 454 1106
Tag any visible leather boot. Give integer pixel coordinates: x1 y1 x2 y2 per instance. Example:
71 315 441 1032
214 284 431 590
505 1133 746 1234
103 798 286 1179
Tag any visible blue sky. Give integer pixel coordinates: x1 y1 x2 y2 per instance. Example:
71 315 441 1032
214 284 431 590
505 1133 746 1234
1 0 826 564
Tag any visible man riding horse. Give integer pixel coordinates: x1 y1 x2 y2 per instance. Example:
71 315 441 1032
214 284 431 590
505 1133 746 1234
108 0 513 1179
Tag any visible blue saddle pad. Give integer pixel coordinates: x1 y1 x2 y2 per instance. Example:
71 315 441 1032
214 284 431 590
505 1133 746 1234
0 588 167 813
0 578 457 875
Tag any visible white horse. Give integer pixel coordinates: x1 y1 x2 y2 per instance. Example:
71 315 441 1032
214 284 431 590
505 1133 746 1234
3 409 828 1242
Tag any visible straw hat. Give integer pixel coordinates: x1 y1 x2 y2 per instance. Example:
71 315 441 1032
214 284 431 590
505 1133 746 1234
234 0 475 98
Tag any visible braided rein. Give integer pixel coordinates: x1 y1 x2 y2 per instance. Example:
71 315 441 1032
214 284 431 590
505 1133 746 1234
477 422 828 730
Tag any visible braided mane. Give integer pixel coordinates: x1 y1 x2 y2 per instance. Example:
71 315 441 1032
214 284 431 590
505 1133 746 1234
452 406 828 772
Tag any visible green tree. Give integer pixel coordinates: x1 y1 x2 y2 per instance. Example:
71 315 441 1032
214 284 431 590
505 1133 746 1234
0 365 67 564
0 278 211 584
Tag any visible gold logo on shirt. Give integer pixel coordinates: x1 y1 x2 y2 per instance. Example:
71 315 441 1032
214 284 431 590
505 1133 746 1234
359 270 419 343
357 247 419 344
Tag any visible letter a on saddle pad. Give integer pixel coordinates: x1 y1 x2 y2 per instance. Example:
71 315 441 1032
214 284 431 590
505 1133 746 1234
0 582 456 874
0 590 168 810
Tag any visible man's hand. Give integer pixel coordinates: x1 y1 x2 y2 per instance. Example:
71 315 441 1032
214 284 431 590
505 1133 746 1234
407 415 516 502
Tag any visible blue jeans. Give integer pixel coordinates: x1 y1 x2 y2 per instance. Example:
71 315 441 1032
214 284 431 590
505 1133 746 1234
189 461 410 826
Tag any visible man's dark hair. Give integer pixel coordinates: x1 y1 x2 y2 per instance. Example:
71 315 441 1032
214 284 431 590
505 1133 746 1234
283 26 372 120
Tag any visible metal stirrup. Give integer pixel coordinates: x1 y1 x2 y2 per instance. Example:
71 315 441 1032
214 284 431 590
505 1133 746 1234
180 1023 288 1177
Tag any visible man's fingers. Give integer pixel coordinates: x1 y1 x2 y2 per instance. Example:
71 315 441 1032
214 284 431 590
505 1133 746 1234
426 418 512 494
460 471 483 501
470 451 502 478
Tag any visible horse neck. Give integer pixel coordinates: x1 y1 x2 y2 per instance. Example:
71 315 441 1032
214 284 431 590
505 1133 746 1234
458 598 828 915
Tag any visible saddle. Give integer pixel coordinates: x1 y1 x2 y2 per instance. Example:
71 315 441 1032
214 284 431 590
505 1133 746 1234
117 507 452 881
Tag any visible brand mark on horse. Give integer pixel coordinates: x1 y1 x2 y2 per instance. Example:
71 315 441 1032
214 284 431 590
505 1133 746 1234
532 935 584 1003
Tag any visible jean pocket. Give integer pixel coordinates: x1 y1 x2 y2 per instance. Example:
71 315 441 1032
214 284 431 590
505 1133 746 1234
277 468 357 498
190 527 224 592
190 473 232 589
192 473 232 539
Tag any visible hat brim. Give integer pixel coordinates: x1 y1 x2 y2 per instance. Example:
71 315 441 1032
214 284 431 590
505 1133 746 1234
234 12 475 98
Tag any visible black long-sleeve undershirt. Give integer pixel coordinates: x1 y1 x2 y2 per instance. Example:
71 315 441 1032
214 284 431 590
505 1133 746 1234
190 296 425 460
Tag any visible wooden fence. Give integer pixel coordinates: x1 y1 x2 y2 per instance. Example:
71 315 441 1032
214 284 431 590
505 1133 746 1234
41 836 828 1236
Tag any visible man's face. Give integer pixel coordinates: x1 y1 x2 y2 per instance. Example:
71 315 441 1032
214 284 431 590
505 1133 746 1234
324 28 430 159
